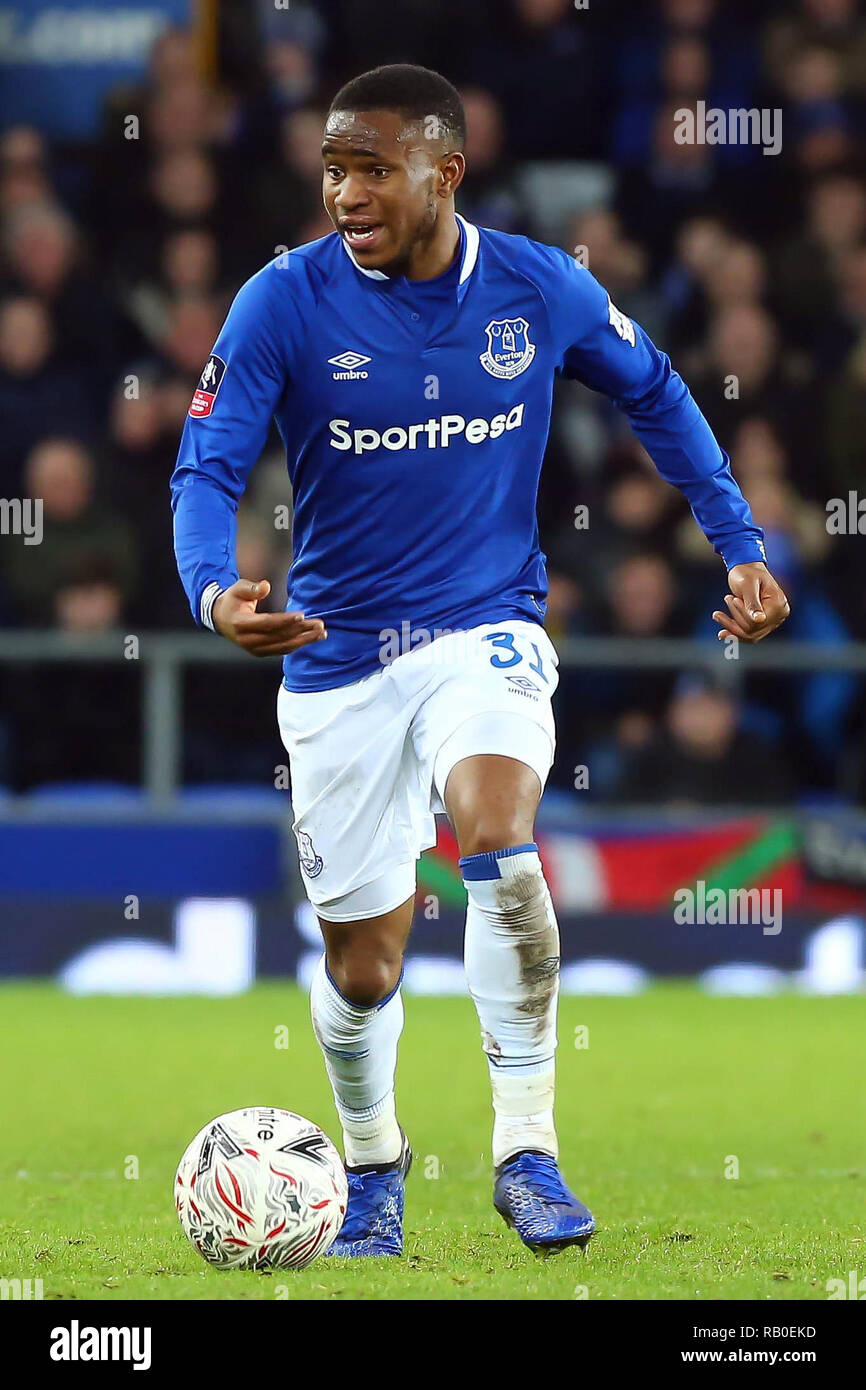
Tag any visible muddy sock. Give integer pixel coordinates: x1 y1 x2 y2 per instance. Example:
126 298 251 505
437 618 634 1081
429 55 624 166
460 844 559 1167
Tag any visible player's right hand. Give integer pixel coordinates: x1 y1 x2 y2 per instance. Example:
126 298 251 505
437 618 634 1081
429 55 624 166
212 579 327 658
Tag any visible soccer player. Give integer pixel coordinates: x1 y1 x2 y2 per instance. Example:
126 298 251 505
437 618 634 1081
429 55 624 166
171 65 790 1257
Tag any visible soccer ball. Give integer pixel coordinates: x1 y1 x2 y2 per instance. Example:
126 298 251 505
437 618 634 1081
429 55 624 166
175 1107 347 1270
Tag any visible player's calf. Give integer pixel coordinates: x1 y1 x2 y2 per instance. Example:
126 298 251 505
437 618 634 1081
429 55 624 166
310 896 415 1255
460 841 560 1165
310 953 405 1159
457 837 596 1250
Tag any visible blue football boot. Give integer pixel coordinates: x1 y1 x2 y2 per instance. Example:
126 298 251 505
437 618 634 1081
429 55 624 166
494 1150 595 1253
326 1130 412 1257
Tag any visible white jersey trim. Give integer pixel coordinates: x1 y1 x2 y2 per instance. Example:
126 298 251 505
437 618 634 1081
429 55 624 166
200 581 224 631
341 214 479 291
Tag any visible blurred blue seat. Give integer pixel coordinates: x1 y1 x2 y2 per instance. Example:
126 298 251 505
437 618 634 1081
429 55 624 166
796 790 852 811
179 783 285 812
537 786 584 828
28 781 145 803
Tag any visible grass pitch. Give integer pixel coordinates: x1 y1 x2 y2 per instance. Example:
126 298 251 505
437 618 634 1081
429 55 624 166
0 982 863 1301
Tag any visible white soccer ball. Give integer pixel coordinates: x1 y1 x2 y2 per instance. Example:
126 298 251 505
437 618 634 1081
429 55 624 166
175 1107 347 1270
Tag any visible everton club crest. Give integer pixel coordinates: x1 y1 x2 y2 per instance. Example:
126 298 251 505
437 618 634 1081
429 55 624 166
296 829 324 879
479 317 536 379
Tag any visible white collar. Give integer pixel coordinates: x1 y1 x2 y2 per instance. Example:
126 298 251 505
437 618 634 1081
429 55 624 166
341 213 479 292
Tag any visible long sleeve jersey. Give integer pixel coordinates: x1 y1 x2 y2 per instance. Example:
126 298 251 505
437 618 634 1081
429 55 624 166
171 215 766 691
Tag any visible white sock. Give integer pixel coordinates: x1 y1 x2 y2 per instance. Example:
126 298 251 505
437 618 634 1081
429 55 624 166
309 955 403 1167
461 843 559 1167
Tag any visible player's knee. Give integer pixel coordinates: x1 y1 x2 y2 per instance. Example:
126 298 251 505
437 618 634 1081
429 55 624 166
458 816 535 860
327 951 401 1009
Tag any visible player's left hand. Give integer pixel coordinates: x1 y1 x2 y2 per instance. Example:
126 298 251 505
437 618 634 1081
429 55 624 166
712 562 790 644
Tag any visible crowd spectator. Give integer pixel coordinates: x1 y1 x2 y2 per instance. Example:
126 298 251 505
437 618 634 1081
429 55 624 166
3 439 137 626
0 0 862 800
619 679 793 806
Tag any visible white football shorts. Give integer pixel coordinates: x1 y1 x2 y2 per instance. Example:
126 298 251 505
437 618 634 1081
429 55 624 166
276 619 559 921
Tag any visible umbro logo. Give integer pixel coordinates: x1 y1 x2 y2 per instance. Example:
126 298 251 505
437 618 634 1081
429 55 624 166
506 675 540 694
328 350 371 380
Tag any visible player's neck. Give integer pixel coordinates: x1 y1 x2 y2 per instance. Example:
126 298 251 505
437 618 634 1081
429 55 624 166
403 212 460 282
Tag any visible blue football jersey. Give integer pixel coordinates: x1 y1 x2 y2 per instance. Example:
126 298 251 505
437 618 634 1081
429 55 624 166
171 215 766 691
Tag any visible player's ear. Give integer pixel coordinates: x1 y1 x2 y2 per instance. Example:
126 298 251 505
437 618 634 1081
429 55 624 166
438 150 465 198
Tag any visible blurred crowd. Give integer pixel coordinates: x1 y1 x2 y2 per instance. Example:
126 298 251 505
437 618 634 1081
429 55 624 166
0 0 865 804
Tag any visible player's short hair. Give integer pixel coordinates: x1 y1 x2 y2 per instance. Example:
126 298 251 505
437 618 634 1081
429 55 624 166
327 64 466 150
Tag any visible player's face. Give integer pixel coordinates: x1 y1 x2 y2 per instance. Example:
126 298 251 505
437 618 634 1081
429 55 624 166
322 109 455 274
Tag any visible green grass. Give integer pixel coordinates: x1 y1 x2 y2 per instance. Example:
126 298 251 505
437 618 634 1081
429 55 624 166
0 983 863 1301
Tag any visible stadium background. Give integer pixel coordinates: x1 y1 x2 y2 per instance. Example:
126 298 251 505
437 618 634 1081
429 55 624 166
1 0 865 995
